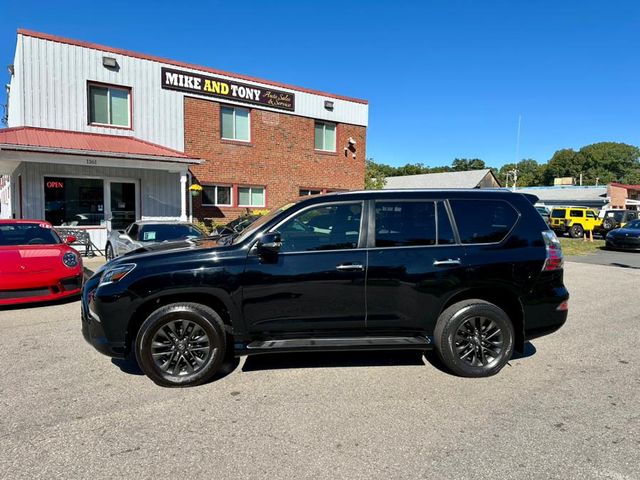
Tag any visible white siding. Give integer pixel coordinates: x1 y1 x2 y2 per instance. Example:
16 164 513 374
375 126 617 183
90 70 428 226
15 34 368 152
7 36 23 127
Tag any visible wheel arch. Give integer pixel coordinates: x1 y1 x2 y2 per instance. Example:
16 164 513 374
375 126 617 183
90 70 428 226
439 286 525 352
125 290 237 354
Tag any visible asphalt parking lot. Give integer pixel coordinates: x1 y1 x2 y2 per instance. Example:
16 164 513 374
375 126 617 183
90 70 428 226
1 262 638 480
567 248 640 269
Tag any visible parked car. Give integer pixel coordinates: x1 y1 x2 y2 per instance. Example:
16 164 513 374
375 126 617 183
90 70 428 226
535 205 550 225
605 219 640 251
209 214 259 240
82 189 569 387
596 209 639 235
0 220 83 306
549 206 602 238
105 221 206 260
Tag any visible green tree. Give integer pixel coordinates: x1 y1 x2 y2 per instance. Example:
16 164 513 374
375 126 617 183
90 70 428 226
452 158 486 171
499 159 545 187
365 159 388 189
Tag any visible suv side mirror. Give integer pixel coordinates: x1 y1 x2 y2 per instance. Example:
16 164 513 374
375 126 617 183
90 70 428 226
257 232 282 254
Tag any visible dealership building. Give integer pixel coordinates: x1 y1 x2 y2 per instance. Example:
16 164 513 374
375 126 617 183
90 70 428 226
0 29 368 246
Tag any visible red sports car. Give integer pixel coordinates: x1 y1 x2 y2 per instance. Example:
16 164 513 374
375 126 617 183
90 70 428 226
0 220 83 306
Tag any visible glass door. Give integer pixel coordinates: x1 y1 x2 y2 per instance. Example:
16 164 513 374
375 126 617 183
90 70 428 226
109 181 137 231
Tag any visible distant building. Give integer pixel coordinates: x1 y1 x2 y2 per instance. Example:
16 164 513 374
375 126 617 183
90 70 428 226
383 169 500 189
607 183 640 209
514 186 607 208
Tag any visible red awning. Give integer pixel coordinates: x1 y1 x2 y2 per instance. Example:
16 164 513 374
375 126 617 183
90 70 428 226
0 127 200 164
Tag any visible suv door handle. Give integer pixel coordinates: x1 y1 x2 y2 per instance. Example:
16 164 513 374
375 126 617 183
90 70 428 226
336 263 365 272
433 258 461 267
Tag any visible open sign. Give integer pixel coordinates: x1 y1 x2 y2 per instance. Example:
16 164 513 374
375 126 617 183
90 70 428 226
46 181 64 189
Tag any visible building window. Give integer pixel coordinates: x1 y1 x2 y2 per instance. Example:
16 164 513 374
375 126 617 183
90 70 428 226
238 186 265 207
44 177 105 226
88 84 131 127
202 185 232 206
221 106 250 141
300 188 322 196
314 121 336 152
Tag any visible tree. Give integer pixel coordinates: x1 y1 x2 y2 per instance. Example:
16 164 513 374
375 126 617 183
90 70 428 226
451 158 486 171
365 159 387 189
499 159 545 187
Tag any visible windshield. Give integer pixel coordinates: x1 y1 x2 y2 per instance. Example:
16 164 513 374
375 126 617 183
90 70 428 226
234 203 296 243
551 209 566 218
0 223 61 246
138 224 205 242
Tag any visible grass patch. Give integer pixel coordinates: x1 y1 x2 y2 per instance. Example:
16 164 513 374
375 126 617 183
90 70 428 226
559 237 605 256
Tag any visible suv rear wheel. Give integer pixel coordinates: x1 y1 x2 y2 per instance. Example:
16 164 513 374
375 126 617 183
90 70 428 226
135 302 226 387
569 224 584 238
434 299 515 377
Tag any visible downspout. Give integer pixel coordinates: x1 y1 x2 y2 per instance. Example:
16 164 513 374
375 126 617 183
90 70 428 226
188 171 193 223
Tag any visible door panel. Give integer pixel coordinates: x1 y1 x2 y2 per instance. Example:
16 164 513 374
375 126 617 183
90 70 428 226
242 250 367 335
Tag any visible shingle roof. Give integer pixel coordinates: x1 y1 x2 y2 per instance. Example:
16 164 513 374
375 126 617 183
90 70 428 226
0 127 200 164
515 186 607 202
383 169 494 189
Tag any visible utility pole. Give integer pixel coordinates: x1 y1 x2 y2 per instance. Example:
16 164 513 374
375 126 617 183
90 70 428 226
509 169 518 190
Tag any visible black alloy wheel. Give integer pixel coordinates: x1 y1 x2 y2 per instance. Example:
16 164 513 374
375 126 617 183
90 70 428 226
434 299 515 377
135 303 226 387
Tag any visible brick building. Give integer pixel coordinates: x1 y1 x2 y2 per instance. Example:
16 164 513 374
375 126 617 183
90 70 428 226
0 29 368 246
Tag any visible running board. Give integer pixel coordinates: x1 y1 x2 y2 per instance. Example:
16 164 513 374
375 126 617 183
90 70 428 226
238 336 433 354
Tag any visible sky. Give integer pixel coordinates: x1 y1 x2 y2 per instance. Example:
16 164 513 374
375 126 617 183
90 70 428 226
1 0 638 169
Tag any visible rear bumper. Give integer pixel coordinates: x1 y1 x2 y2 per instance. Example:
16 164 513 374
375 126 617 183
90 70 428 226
0 275 83 306
523 283 569 342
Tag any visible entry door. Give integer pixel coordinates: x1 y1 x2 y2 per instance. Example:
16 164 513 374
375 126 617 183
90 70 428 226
241 201 367 336
109 181 137 231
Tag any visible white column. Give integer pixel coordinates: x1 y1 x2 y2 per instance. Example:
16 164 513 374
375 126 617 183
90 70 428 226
180 173 188 221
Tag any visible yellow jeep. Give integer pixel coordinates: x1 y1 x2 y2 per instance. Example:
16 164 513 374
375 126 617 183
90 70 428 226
549 207 603 238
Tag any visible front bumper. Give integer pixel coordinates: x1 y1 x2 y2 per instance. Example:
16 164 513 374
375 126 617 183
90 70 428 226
0 274 83 306
606 237 640 251
81 280 127 358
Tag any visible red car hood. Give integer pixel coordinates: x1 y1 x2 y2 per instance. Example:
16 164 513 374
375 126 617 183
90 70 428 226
0 245 80 289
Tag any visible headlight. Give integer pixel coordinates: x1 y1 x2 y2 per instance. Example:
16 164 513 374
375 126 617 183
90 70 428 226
62 251 79 268
99 263 136 286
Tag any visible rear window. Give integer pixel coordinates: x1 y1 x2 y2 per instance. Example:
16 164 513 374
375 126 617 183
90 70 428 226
551 209 566 218
449 199 519 244
0 223 61 246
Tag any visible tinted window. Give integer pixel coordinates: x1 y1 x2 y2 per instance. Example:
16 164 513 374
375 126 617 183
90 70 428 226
138 224 204 242
127 224 139 240
449 199 519 244
586 211 596 218
551 209 566 218
0 223 61 246
278 203 361 252
570 210 584 218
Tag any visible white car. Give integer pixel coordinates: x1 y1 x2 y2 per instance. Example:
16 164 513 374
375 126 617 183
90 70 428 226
105 221 206 260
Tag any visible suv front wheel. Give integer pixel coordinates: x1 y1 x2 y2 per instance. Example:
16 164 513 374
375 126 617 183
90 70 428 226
434 300 515 377
135 302 226 387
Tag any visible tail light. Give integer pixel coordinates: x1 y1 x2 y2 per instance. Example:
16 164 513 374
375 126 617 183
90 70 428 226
542 230 564 271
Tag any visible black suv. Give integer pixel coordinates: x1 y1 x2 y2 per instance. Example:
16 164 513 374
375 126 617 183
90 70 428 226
82 190 568 387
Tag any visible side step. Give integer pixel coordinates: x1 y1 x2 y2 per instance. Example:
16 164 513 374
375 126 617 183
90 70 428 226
241 336 433 354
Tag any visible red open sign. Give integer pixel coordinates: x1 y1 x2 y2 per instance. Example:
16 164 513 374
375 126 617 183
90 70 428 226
46 181 64 189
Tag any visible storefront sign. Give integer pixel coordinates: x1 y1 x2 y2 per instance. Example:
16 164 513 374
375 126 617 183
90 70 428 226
161 67 295 111
46 180 64 189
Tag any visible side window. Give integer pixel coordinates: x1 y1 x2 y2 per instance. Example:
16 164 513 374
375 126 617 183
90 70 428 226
449 199 519 244
375 201 436 247
570 210 584 218
586 211 596 219
278 203 362 253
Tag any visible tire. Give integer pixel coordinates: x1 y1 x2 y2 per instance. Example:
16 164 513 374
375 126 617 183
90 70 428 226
434 299 515 378
569 224 584 238
105 243 114 261
602 218 615 231
135 302 226 387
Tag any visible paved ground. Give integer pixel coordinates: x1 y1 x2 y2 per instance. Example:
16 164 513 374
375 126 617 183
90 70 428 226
0 262 638 480
567 248 640 269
